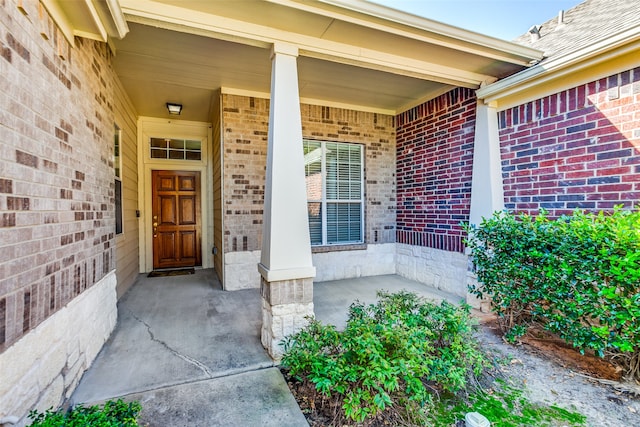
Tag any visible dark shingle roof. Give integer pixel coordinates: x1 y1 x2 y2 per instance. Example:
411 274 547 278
513 0 640 60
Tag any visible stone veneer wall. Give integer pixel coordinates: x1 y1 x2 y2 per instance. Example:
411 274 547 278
0 272 117 425
221 94 396 289
499 68 640 216
396 243 468 298
0 0 136 421
313 243 396 282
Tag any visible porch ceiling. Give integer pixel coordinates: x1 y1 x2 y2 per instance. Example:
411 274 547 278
111 0 543 121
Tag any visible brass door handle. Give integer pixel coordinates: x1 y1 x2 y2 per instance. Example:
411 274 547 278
153 216 158 238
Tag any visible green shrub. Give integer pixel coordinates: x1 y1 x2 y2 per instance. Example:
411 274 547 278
465 207 640 378
281 291 487 423
28 399 141 427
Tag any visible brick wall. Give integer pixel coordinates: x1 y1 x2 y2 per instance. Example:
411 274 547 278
396 87 476 253
222 95 269 253
211 90 224 281
222 94 396 253
499 68 640 216
0 0 123 353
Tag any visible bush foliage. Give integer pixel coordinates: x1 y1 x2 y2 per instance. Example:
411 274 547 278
465 208 640 378
28 399 141 427
281 291 487 423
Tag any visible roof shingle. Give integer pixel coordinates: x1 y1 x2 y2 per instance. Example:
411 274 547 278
513 0 640 60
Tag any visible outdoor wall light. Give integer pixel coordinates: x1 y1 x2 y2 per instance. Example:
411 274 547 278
166 102 182 115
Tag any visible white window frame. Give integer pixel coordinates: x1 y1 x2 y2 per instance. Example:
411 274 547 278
114 124 123 235
148 137 204 162
304 139 364 246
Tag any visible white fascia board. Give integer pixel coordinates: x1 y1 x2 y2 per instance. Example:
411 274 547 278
300 49 486 87
105 0 130 39
311 0 544 64
81 0 107 41
477 25 640 105
73 30 106 42
121 0 493 87
221 87 271 99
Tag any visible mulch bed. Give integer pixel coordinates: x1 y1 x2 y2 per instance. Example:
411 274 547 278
281 368 414 427
479 317 623 381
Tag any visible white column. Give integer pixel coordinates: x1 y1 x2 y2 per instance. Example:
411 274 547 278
469 101 504 226
259 42 315 360
258 42 315 281
467 100 503 312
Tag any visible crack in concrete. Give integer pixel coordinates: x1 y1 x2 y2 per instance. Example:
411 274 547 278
128 310 215 378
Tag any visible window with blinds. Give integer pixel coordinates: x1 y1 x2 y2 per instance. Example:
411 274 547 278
304 140 364 245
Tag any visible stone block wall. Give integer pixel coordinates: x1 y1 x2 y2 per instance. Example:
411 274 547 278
396 243 468 298
499 67 640 216
224 250 261 290
396 87 476 254
221 93 396 289
260 276 313 359
0 272 117 426
1 0 136 420
313 243 396 282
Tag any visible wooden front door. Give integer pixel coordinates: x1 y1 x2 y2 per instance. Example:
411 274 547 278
152 170 202 269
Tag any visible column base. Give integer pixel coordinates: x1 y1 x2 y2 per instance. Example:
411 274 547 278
465 270 492 313
260 276 314 360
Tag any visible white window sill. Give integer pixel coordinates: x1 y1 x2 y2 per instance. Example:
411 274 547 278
311 243 367 253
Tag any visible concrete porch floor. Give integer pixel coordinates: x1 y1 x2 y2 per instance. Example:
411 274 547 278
71 269 461 426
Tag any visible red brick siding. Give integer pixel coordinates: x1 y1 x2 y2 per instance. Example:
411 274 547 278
396 88 476 253
499 68 640 217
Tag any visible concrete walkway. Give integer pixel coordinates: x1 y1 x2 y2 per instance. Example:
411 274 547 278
71 270 460 426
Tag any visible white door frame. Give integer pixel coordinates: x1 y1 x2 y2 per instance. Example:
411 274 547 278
137 117 213 272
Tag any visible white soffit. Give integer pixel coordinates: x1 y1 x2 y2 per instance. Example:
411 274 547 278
114 0 544 118
119 0 542 86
